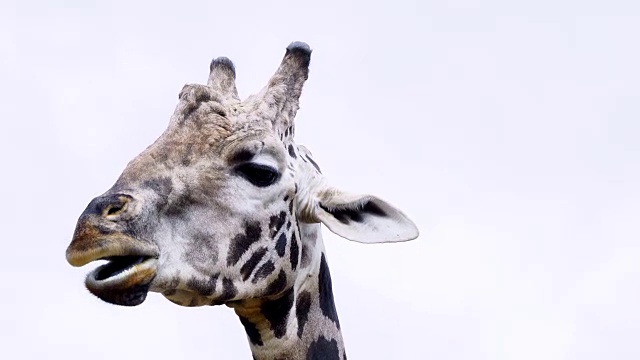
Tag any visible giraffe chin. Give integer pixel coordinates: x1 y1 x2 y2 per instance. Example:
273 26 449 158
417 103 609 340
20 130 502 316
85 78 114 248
84 258 158 306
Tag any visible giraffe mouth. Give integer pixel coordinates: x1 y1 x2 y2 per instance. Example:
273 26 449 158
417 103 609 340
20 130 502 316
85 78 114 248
92 256 153 281
84 256 158 306
66 220 161 306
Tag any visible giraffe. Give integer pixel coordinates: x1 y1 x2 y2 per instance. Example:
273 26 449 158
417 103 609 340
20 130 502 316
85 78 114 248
66 42 419 360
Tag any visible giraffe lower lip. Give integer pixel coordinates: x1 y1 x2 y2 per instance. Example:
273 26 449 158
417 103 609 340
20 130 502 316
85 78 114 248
84 257 158 306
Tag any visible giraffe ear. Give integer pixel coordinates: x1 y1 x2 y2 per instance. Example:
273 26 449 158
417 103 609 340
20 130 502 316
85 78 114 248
313 190 419 243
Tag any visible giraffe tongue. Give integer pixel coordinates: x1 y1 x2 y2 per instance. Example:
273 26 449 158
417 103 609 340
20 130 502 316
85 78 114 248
95 256 147 281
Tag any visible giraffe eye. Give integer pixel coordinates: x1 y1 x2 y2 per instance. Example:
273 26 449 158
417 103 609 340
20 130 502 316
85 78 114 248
236 163 280 187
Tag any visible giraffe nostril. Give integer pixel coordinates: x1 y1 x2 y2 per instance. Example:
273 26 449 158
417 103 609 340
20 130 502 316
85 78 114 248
102 195 131 217
106 204 124 216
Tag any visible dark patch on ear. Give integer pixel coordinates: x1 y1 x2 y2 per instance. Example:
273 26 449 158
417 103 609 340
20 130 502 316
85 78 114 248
269 211 287 238
227 222 262 266
362 201 387 217
241 247 268 281
290 232 299 270
239 316 263 346
307 336 340 360
230 149 255 164
186 274 217 296
319 200 387 225
295 291 312 338
218 278 237 301
319 204 354 224
264 269 287 295
261 287 294 338
318 254 340 329
275 233 287 257
288 144 297 158
306 155 322 173
253 260 276 282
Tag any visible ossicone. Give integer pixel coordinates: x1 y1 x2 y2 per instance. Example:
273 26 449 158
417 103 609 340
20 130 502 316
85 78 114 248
208 56 239 102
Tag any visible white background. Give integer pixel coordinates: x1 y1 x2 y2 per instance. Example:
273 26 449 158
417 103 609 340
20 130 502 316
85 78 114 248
1 1 639 359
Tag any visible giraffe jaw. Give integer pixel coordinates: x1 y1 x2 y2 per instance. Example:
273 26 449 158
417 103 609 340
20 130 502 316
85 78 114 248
84 256 158 306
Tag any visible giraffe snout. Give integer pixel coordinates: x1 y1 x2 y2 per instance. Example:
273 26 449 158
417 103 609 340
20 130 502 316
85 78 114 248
66 192 155 267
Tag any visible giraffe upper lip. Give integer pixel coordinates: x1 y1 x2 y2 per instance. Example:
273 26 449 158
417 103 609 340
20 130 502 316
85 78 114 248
66 233 160 267
67 213 161 267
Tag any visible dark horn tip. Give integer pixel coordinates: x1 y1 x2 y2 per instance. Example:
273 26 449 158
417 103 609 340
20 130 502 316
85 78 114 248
286 41 312 56
210 57 236 77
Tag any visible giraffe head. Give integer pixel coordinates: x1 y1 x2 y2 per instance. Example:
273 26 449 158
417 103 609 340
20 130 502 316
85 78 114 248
66 42 418 308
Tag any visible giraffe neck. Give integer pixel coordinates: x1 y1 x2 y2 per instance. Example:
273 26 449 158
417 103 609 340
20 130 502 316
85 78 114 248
229 225 346 360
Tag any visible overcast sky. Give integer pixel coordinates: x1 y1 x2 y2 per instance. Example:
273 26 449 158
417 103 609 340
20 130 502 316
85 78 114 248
1 1 639 359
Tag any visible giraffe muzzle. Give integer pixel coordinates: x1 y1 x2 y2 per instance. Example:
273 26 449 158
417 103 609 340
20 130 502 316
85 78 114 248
66 227 159 306
66 194 161 306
